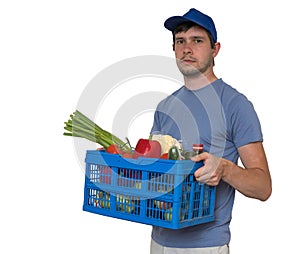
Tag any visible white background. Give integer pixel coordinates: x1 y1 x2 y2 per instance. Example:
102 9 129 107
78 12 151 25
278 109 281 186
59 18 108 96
1 0 299 253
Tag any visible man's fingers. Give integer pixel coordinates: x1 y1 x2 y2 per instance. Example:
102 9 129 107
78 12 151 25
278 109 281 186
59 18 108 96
190 152 209 162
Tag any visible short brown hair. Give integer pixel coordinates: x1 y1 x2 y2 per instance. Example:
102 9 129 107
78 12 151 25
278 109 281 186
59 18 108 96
172 21 215 49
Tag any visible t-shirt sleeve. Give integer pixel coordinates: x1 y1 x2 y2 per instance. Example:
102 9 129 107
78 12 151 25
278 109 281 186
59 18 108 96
230 94 263 148
150 109 161 135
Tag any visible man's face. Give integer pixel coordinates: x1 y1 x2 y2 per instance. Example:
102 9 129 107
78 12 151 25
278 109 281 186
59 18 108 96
174 26 215 77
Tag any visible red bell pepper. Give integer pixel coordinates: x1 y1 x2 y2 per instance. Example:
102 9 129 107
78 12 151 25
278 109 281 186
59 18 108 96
133 139 161 159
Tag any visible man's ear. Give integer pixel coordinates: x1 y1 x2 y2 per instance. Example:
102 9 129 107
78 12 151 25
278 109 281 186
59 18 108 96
212 42 221 58
172 44 175 51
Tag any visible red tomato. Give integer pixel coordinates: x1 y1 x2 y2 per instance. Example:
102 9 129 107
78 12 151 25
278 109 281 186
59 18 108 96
122 152 133 158
160 153 169 159
106 144 122 154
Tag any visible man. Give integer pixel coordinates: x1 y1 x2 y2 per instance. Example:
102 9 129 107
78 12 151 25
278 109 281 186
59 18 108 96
150 8 272 254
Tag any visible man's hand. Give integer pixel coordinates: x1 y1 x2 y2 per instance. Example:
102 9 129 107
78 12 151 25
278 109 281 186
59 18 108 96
191 152 226 186
191 142 272 201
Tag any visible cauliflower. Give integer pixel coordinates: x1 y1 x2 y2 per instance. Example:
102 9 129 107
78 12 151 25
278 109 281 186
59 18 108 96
150 134 182 154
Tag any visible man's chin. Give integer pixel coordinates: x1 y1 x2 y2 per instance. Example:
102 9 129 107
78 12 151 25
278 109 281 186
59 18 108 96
179 67 201 77
176 62 200 75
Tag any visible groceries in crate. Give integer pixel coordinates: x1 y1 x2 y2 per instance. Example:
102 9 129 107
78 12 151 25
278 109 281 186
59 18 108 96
154 199 172 210
83 150 215 229
168 146 181 160
164 208 173 221
116 194 138 213
63 110 162 158
63 110 204 160
65 111 215 228
63 111 167 158
133 138 162 158
63 110 132 153
150 134 182 154
160 153 169 159
105 144 124 154
89 189 138 214
88 189 111 209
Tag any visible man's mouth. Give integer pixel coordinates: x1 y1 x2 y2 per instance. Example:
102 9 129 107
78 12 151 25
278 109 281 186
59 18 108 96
180 57 197 64
183 60 194 64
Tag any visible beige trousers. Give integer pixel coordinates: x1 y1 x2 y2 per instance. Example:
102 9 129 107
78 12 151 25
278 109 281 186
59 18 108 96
150 239 229 254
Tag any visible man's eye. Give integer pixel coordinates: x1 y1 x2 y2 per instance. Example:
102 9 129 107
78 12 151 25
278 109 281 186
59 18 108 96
195 39 203 44
176 39 184 44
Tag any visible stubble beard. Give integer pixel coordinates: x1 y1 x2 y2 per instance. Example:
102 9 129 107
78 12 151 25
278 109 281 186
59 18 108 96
176 58 212 78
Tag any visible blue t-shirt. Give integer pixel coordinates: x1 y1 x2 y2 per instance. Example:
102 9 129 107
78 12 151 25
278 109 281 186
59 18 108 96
150 79 263 248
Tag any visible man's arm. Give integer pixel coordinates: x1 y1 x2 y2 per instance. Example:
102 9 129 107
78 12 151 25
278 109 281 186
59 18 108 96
192 142 272 201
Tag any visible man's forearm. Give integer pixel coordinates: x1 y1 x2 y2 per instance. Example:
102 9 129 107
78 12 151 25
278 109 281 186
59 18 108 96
222 159 272 201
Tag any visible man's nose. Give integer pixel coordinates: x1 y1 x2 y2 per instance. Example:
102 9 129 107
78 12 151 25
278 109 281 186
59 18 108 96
183 44 192 55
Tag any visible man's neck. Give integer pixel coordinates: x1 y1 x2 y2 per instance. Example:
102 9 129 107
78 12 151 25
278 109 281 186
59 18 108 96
184 72 218 90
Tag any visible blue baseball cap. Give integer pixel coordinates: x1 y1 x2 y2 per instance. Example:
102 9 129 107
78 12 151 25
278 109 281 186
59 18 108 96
164 8 217 42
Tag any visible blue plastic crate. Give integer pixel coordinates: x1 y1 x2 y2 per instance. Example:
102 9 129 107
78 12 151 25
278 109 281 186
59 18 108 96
83 150 216 229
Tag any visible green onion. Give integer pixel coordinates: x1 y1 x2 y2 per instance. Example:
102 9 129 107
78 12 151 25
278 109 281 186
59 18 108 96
63 110 131 152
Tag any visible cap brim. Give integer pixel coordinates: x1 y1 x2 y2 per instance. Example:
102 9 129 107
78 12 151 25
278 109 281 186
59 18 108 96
164 16 191 32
